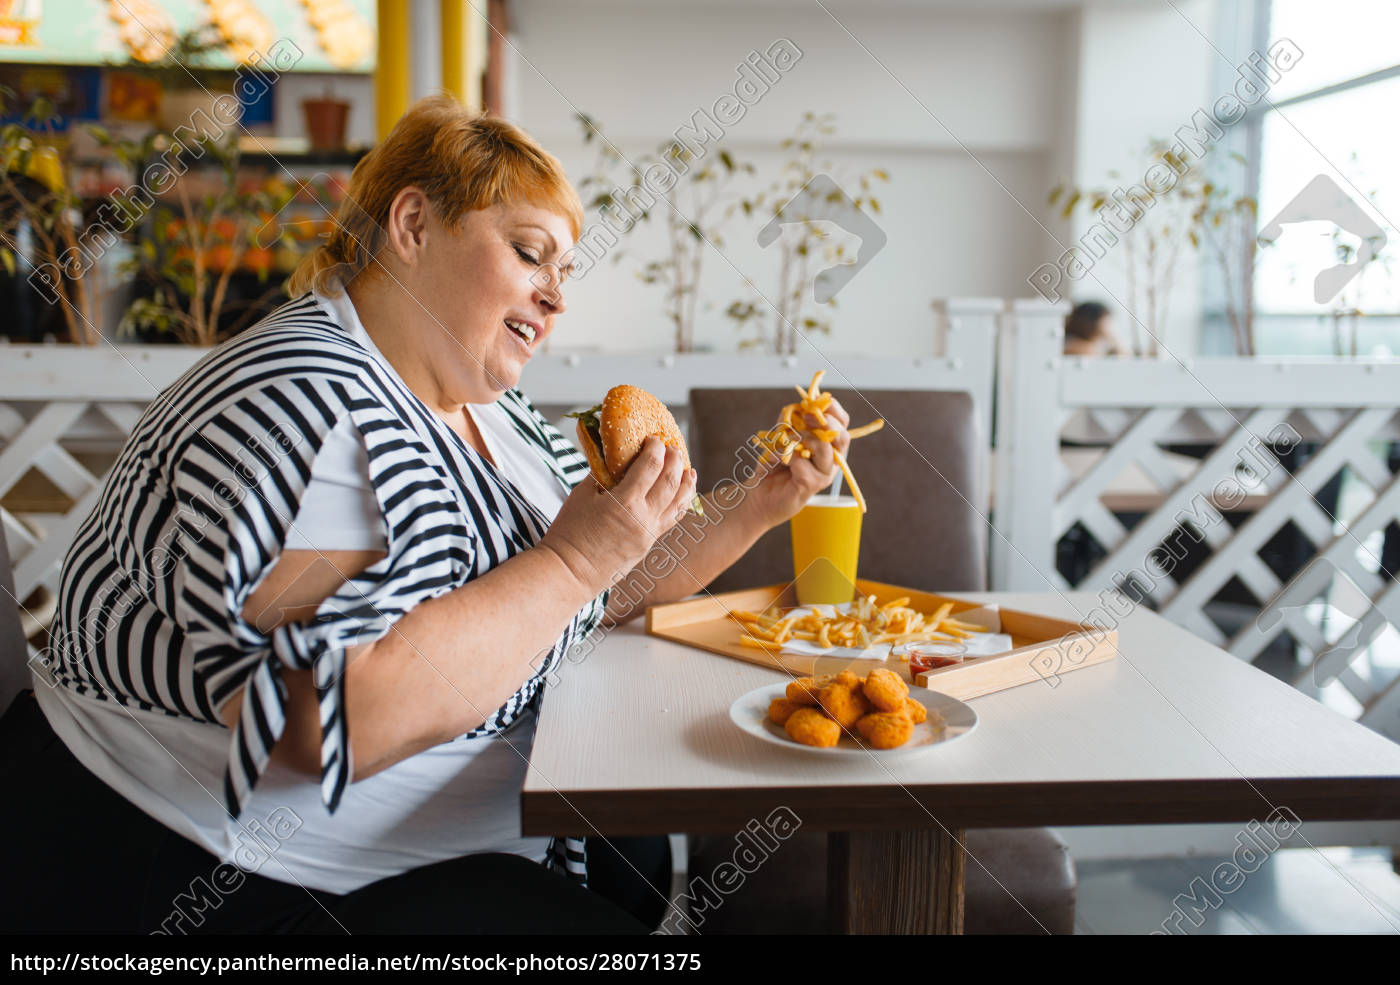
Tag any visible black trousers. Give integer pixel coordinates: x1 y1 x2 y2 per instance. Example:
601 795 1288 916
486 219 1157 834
0 692 669 935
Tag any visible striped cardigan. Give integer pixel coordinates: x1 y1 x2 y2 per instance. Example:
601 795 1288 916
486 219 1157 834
53 293 605 880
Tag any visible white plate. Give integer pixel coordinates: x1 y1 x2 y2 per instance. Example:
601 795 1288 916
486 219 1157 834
729 681 978 757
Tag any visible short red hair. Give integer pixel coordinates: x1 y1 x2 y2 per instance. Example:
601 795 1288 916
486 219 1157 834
291 95 583 296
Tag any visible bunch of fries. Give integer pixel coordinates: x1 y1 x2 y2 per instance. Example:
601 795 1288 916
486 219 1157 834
751 371 885 512
729 593 988 655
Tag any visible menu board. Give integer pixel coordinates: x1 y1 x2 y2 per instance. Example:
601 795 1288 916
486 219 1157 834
0 0 376 72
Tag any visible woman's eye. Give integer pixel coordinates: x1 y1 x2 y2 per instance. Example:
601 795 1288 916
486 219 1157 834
513 244 540 265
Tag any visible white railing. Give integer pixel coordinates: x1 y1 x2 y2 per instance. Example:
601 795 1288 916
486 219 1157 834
0 317 998 620
992 303 1400 746
0 345 207 633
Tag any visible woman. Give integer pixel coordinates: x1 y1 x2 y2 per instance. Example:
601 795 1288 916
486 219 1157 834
3 96 850 934
1063 300 1124 356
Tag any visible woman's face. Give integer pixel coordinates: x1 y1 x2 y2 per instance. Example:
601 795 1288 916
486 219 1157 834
409 200 574 405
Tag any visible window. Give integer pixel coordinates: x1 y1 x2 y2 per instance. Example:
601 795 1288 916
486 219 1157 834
1249 0 1400 355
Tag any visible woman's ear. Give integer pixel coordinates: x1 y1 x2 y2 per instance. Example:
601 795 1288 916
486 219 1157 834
385 186 430 266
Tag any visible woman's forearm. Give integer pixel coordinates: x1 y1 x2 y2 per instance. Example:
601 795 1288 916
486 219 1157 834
602 487 774 624
344 541 603 776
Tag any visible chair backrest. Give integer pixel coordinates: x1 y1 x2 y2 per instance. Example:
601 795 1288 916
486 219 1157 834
0 524 30 710
689 387 987 595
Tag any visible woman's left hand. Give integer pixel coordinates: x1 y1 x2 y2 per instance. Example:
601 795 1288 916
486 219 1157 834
746 396 852 529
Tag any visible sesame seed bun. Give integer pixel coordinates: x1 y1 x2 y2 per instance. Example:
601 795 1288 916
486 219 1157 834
580 384 689 486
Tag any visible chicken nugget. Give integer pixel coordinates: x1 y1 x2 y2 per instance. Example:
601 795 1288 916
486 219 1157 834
834 670 861 689
817 682 871 730
856 710 914 750
863 667 909 712
785 674 833 706
768 697 801 726
784 707 841 748
904 697 928 724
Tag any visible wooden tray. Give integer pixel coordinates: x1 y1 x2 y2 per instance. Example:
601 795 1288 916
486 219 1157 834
645 579 1117 701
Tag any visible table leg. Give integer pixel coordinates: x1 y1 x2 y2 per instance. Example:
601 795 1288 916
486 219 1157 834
827 827 965 934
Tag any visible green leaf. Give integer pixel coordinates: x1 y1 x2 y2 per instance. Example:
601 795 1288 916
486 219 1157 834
27 96 53 125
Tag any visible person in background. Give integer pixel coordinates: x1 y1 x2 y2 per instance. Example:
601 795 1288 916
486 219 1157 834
1063 301 1125 356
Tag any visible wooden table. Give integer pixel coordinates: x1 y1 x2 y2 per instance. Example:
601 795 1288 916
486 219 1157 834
521 591 1400 934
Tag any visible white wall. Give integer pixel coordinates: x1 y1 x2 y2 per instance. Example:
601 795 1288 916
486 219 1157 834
510 0 1072 355
507 1 1233 356
1065 0 1220 357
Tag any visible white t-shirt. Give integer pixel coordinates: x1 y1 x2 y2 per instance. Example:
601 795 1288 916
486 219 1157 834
36 287 571 894
281 357 568 548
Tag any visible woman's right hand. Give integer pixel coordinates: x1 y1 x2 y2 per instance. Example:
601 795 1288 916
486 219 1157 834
540 436 698 595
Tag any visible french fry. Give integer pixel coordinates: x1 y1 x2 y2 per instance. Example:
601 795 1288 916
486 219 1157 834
833 449 866 513
732 590 992 663
944 618 990 633
747 373 884 513
846 420 885 440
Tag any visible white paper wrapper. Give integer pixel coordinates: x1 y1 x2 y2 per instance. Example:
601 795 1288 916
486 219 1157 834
776 601 1015 661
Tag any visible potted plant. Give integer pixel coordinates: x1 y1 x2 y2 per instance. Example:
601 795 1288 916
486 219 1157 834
725 112 888 355
90 126 299 347
0 90 101 344
572 111 754 353
115 25 240 130
1049 141 1258 356
303 86 351 151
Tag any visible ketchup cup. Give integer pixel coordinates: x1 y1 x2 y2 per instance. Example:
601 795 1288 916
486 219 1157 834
905 641 969 677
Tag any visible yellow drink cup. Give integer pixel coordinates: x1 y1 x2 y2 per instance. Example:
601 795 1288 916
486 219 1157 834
790 494 862 605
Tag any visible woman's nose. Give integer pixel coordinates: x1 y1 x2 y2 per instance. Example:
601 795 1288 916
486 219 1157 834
532 264 567 315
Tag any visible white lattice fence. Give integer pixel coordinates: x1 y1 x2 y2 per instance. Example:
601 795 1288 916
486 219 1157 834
993 303 1400 744
0 347 208 632
1 319 997 640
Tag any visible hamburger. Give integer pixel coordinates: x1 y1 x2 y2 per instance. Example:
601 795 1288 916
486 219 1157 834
568 385 703 514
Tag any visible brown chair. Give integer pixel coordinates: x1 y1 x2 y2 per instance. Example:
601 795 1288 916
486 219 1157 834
686 387 1076 935
693 387 986 594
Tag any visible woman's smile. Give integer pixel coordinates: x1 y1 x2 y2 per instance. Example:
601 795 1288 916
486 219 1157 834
505 317 540 347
